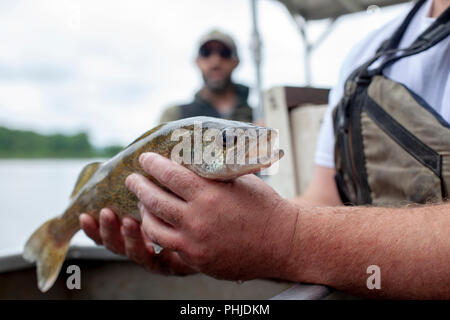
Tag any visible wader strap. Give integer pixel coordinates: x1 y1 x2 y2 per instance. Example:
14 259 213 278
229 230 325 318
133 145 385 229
362 5 450 78
376 0 427 54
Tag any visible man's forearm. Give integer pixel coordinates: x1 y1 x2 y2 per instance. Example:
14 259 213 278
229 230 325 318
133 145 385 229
284 202 450 299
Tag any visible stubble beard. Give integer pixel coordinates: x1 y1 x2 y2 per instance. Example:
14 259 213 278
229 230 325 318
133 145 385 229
203 74 233 93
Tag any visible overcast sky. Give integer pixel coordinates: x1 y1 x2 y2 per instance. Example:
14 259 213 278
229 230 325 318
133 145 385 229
0 0 409 147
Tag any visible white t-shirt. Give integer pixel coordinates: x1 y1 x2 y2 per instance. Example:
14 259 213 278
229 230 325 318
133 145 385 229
315 0 450 168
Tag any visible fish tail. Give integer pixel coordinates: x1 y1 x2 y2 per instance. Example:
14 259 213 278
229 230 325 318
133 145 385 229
23 215 80 292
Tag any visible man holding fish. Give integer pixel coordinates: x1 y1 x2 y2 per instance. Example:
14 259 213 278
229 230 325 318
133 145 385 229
78 0 449 299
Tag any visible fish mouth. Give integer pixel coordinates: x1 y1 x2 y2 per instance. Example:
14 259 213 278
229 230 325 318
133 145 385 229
256 148 284 167
244 128 282 165
225 128 283 176
221 148 283 179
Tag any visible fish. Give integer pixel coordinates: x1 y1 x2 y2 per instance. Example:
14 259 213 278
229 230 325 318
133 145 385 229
23 116 284 292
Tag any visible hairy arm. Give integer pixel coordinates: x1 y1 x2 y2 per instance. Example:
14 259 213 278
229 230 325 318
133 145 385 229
286 202 450 299
287 165 450 299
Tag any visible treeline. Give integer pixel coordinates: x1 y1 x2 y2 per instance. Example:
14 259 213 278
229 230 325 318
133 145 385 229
0 126 123 158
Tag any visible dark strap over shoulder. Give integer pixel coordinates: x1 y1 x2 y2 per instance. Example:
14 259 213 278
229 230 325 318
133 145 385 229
361 2 450 79
376 0 427 54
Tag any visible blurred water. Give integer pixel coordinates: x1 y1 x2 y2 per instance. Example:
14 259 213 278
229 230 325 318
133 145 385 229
0 159 103 257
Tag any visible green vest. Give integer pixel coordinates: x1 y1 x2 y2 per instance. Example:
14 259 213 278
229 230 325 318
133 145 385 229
159 84 253 124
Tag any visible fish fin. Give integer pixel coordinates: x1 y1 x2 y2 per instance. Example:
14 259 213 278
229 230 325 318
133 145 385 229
23 217 79 292
124 124 165 148
70 162 101 198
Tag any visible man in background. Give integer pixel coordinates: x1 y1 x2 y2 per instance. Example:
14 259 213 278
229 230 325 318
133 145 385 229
159 29 253 123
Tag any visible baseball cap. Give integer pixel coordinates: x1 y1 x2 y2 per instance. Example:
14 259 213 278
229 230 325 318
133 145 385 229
197 29 238 59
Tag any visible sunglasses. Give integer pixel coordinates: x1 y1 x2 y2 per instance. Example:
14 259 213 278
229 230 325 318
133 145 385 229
198 46 233 59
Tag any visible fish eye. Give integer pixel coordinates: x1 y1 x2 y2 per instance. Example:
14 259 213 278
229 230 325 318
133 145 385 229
222 131 228 147
222 130 237 147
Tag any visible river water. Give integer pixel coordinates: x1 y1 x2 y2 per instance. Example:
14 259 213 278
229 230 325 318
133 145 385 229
0 159 103 257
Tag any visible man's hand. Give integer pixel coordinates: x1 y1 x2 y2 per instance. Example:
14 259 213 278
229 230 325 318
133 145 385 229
79 209 197 276
114 152 298 281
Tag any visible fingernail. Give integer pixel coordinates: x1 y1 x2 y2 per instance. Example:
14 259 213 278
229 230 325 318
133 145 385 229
100 209 112 223
100 212 107 224
122 217 130 227
125 174 137 189
124 218 138 234
139 152 150 164
140 152 159 165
